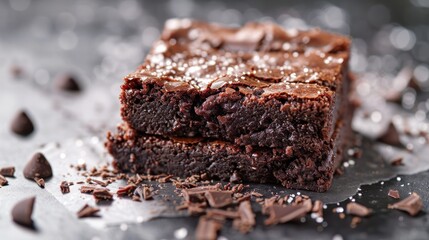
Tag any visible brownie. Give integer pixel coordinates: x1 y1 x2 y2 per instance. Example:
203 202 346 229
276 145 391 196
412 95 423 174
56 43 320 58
108 19 354 192
121 19 351 150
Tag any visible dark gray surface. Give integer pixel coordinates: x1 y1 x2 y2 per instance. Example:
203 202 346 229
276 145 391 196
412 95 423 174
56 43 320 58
1 0 429 239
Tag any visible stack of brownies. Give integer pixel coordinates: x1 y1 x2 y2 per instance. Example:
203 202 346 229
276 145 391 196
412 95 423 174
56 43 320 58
106 19 353 192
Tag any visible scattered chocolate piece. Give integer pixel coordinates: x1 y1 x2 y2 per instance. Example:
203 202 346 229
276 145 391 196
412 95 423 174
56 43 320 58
350 216 362 228
205 191 233 208
10 65 24 78
89 178 108 187
346 202 372 217
388 192 423 216
0 174 8 186
312 200 323 218
250 191 263 198
376 122 404 148
93 188 113 202
195 216 223 240
60 181 70 194
55 74 81 92
23 152 53 180
206 209 240 219
0 166 15 177
117 184 136 197
77 204 100 218
34 177 45 188
11 196 36 228
182 185 221 203
80 185 96 193
11 111 35 137
302 198 313 212
134 185 153 200
264 204 308 225
234 201 255 233
390 157 404 166
388 189 400 199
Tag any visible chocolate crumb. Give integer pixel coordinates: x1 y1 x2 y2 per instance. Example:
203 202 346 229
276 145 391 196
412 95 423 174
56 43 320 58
93 188 113 202
377 122 404 148
350 216 361 228
390 157 404 166
182 185 221 203
0 166 15 177
134 185 153 200
55 74 81 92
80 185 96 193
0 174 8 186
10 65 24 78
206 209 240 219
346 202 372 217
77 204 100 218
264 204 308 225
195 216 223 240
60 181 70 194
234 201 255 233
388 192 423 216
387 189 400 199
205 191 233 208
312 200 323 218
117 184 136 197
23 152 53 180
34 177 45 188
11 111 35 137
11 196 36 229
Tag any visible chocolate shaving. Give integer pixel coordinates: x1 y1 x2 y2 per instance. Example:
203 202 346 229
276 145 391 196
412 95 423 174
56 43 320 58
312 200 323 218
117 184 136 197
195 216 223 240
60 181 70 194
206 209 240 219
11 196 36 229
205 190 233 208
388 189 400 199
34 177 45 188
134 185 153 200
182 185 221 203
11 110 34 137
77 204 100 218
388 192 423 216
23 152 53 179
376 122 404 148
0 166 15 177
264 204 308 225
350 216 361 228
0 174 8 186
234 201 255 233
88 178 108 187
346 202 372 217
390 157 404 166
80 185 96 193
93 188 113 202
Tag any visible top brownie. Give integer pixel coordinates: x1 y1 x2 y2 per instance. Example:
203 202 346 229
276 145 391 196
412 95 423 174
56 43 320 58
121 19 351 149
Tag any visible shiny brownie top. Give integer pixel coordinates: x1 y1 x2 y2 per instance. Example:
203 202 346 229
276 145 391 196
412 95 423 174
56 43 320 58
127 19 350 99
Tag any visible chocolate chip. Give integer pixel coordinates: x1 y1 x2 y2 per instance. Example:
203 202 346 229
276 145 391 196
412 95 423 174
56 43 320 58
264 204 308 225
11 196 36 228
204 190 233 208
0 174 8 186
376 122 404 148
195 216 223 240
93 188 113 202
23 152 53 180
346 202 372 217
0 166 15 177
388 192 423 216
60 181 70 194
11 111 34 137
77 204 100 218
388 189 400 199
34 177 45 188
55 74 81 92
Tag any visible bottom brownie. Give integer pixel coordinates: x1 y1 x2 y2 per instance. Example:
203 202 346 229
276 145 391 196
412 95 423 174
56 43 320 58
106 114 351 192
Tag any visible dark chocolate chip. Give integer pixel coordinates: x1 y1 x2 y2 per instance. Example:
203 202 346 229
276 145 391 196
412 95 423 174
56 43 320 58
264 204 308 225
55 74 81 92
0 166 15 177
23 152 53 180
388 192 423 216
11 196 36 228
204 191 233 208
0 174 8 186
60 181 70 194
195 216 223 240
11 111 34 137
77 204 100 218
346 202 372 217
377 122 404 148
388 189 400 199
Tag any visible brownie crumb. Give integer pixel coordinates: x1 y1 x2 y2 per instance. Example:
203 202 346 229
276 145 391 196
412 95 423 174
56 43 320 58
346 202 372 217
93 188 113 202
34 177 45 188
204 191 233 208
195 216 223 240
77 204 100 218
388 192 423 216
11 196 36 229
0 166 15 177
11 110 35 137
23 152 53 180
0 174 8 186
388 189 400 199
60 181 70 194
